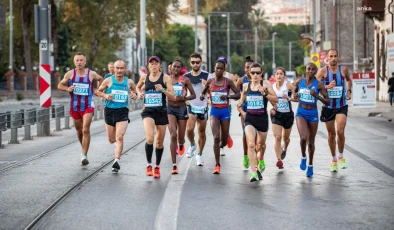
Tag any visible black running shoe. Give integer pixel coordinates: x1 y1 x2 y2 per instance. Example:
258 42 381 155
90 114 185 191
257 170 263 180
112 161 120 173
281 149 287 160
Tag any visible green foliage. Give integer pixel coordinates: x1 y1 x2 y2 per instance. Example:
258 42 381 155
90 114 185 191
230 52 244 76
295 64 306 77
16 93 24 101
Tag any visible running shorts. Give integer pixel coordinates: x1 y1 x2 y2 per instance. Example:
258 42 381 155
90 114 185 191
167 105 189 120
141 107 169 125
210 106 231 121
270 111 294 129
105 107 130 127
320 105 348 122
296 106 319 123
244 113 269 132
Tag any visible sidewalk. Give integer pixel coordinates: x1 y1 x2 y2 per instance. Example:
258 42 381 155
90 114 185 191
347 100 394 120
0 97 69 106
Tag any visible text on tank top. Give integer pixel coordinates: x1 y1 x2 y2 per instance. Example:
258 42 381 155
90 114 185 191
298 78 319 105
144 73 166 108
323 65 347 108
246 81 267 115
104 76 129 108
273 81 291 113
210 78 229 108
70 69 93 112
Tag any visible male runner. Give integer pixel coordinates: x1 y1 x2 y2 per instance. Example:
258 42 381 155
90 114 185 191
184 53 210 166
104 62 115 79
58 52 103 165
316 49 352 172
96 60 138 172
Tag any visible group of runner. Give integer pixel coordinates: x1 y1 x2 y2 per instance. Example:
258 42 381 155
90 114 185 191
58 49 352 182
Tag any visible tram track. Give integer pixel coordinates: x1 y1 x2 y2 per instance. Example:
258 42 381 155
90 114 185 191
0 112 141 174
24 137 146 230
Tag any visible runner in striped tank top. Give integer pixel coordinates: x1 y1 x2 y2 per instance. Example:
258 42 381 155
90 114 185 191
58 52 103 166
316 49 352 172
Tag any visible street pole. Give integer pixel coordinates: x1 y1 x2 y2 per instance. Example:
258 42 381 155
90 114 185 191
254 27 258 62
261 40 264 65
194 0 198 52
353 0 357 72
227 12 231 72
208 14 211 73
272 32 277 73
313 0 316 53
289 42 292 71
140 0 146 66
9 0 13 70
324 0 328 42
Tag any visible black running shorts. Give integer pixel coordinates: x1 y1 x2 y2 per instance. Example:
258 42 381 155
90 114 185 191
104 107 130 127
187 105 208 120
141 107 169 125
167 105 189 120
270 111 294 129
244 113 269 132
320 105 348 122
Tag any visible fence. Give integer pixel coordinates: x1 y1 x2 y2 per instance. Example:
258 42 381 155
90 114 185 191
0 99 144 148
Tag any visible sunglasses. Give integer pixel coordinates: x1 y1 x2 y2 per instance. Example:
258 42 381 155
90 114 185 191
250 71 262 75
191 61 201 65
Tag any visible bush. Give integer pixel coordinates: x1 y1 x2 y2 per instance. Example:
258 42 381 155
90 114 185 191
16 93 24 101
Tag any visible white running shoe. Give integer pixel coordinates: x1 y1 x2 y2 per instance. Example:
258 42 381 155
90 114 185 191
196 154 204 166
186 145 197 158
220 147 225 156
81 155 89 166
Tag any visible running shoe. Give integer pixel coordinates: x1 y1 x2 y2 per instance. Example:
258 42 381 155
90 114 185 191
186 145 197 158
227 134 233 148
306 165 313 177
257 170 263 180
81 155 89 166
177 145 185 156
146 165 153 176
171 165 178 174
220 147 226 156
257 159 266 173
196 154 204 166
300 157 307 171
213 165 221 174
281 149 287 160
112 161 120 173
243 155 249 169
276 159 284 169
154 166 161 178
250 171 259 182
338 157 348 169
330 161 338 172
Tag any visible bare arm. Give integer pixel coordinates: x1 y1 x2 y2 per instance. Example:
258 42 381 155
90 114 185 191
90 71 104 90
136 75 146 99
128 79 138 100
315 67 326 82
58 70 73 92
162 74 174 98
291 77 301 102
228 79 240 100
237 84 248 114
317 82 330 105
200 79 212 100
184 78 196 101
261 80 278 104
96 78 111 100
343 66 352 100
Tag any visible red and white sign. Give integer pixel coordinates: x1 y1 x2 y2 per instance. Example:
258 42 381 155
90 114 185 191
319 51 328 66
352 72 376 108
40 64 51 107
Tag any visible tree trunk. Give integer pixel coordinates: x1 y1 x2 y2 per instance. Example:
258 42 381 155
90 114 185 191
21 0 32 79
87 37 99 69
49 0 58 69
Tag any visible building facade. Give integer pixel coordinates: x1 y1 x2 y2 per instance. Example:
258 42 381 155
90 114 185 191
267 8 308 25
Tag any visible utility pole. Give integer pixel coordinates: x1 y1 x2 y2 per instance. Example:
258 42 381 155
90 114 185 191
208 15 211 72
254 27 258 61
289 42 292 71
140 0 146 66
9 0 12 70
227 12 231 72
194 0 198 52
313 0 316 53
353 0 357 72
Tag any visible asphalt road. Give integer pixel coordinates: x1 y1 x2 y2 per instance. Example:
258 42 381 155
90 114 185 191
0 102 393 230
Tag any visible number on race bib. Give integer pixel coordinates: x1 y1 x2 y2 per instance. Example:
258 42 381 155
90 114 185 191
327 86 343 99
277 98 290 113
299 88 314 103
73 83 89 96
111 89 128 103
144 92 163 107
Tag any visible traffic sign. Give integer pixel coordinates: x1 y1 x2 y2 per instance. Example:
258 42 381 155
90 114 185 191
310 53 320 68
40 40 48 51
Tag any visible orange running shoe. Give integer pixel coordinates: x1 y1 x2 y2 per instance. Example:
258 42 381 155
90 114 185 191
146 165 153 176
227 134 233 148
213 165 221 174
177 145 185 156
154 166 161 178
171 165 179 174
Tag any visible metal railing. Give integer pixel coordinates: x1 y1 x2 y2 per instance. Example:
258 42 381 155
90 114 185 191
0 99 144 148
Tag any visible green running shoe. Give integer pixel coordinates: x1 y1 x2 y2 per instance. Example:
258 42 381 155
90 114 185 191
330 161 338 172
243 156 249 169
338 157 348 169
257 159 266 173
250 171 259 182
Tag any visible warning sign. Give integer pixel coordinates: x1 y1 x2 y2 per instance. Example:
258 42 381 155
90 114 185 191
310 53 320 68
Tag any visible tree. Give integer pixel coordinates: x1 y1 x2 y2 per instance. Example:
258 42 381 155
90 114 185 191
21 0 34 79
249 8 269 40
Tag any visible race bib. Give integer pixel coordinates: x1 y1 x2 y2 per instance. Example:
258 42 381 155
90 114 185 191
111 89 128 103
144 92 162 107
73 83 89 96
327 86 343 99
299 88 314 103
190 105 206 114
211 91 227 105
246 95 264 110
277 98 290 113
173 84 183 96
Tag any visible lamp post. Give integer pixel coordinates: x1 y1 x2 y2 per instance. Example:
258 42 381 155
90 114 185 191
194 0 198 53
272 32 277 73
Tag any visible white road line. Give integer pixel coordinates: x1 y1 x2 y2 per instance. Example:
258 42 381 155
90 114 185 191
154 155 193 230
